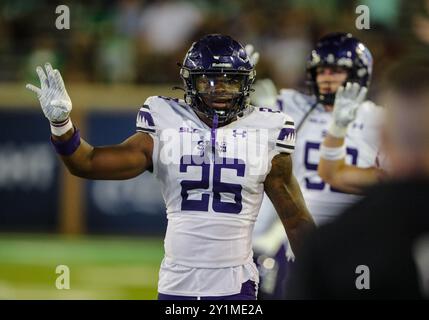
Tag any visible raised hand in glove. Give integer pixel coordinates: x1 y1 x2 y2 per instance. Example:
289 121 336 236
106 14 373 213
245 44 260 67
26 63 73 135
328 82 367 138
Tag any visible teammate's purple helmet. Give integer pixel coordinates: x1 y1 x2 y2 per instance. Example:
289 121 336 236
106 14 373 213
306 32 373 105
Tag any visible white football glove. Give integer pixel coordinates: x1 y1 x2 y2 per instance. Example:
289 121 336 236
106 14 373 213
26 63 72 124
250 79 278 107
328 82 367 138
245 44 260 67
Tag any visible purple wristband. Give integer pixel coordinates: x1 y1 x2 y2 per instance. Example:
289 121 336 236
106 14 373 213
50 128 81 156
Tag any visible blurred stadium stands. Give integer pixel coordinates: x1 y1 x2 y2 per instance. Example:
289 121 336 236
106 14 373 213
1 0 429 299
3 0 428 88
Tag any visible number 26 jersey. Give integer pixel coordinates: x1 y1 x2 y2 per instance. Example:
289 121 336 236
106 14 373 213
136 96 295 269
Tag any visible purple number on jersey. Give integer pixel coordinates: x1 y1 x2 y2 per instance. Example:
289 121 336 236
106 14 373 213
304 142 325 190
304 141 358 192
213 158 245 214
180 155 210 211
180 156 245 214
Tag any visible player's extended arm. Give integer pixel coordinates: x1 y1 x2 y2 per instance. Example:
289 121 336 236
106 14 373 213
264 153 316 257
26 63 153 180
54 129 152 180
317 134 384 194
317 82 384 194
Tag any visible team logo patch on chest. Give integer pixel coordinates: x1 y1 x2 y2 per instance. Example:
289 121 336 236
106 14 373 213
159 127 271 177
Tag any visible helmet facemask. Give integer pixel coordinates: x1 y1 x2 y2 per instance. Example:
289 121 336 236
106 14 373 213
182 69 253 125
311 65 350 106
306 32 373 106
193 72 248 123
180 34 256 125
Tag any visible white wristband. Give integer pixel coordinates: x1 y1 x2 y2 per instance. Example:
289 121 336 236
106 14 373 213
50 118 73 136
319 144 347 161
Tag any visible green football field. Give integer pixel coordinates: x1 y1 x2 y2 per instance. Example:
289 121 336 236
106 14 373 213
0 233 164 299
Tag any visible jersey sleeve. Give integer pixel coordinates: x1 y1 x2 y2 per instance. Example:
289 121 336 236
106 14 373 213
135 96 165 177
276 89 315 126
134 95 181 177
274 114 296 155
136 96 159 135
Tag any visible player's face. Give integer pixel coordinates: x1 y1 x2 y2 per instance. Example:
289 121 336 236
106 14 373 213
316 66 348 95
195 74 243 110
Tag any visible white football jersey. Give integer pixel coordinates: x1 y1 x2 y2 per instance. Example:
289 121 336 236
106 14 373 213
276 89 384 225
136 96 295 296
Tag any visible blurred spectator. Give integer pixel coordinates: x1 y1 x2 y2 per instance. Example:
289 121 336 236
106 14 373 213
0 0 420 86
263 34 311 88
115 0 142 38
24 36 61 83
138 0 203 54
412 0 429 44
96 28 137 83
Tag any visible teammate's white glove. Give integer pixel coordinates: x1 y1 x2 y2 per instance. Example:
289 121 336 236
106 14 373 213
26 63 72 125
328 82 367 138
250 79 278 107
245 44 260 67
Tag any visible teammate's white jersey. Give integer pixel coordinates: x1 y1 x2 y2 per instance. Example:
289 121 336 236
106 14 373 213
136 96 295 296
276 89 384 225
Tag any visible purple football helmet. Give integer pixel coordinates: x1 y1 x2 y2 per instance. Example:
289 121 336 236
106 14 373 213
180 34 256 124
306 32 373 105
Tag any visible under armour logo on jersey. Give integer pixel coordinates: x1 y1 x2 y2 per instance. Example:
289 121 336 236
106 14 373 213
351 122 364 130
232 129 247 138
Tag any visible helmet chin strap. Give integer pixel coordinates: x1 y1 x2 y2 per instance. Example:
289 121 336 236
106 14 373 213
318 92 336 106
317 79 350 106
195 92 244 125
211 113 218 160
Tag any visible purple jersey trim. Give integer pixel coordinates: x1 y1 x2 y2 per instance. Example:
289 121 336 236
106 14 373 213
158 280 257 300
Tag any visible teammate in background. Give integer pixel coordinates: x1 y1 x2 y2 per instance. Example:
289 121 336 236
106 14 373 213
26 34 315 300
287 58 429 299
317 83 387 193
249 32 384 298
275 32 384 226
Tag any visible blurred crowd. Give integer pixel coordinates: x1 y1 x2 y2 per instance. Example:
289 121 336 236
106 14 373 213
0 0 429 90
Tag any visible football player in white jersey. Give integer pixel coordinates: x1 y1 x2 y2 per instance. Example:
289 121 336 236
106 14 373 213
317 82 387 193
250 32 384 298
276 32 384 226
26 34 315 300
